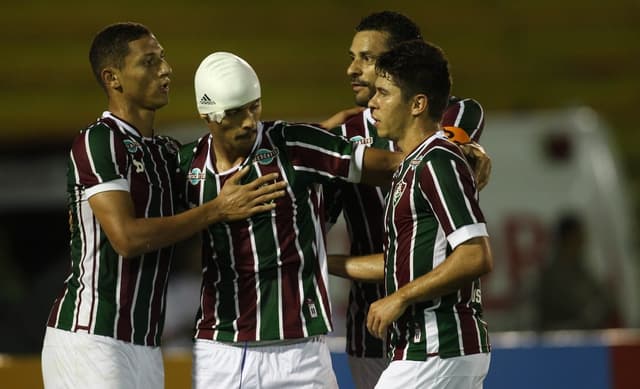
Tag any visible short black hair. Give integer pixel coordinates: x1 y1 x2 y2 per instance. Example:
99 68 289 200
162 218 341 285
375 40 451 122
89 22 152 89
355 11 422 49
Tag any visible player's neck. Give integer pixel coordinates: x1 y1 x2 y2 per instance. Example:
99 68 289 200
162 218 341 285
108 102 156 137
398 119 438 154
210 141 250 172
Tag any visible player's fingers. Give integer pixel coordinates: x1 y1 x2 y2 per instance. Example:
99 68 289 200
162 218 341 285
246 172 281 189
252 190 286 205
227 166 251 184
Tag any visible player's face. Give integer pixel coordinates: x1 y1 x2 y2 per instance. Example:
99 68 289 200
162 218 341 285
210 99 262 156
368 74 411 142
113 34 172 111
347 30 391 107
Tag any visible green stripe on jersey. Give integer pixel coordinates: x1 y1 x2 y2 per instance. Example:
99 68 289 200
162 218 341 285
429 149 475 227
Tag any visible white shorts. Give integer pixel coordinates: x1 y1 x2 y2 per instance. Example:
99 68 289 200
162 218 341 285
348 355 389 389
193 336 338 389
375 353 490 389
41 327 163 389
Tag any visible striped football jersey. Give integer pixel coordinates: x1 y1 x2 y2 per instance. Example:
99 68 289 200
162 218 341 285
176 120 362 342
324 96 485 358
384 132 490 361
47 111 180 346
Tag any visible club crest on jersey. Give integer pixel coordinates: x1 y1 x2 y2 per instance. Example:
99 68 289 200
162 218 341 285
188 168 206 185
254 148 279 165
392 181 407 206
123 139 141 154
349 135 374 145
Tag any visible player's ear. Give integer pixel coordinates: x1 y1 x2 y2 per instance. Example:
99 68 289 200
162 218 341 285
411 94 428 116
102 68 121 90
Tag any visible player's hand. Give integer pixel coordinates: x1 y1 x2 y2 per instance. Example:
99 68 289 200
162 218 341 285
318 106 364 129
366 292 408 340
216 166 287 221
459 142 492 191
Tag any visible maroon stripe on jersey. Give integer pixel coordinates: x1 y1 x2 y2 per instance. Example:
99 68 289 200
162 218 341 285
454 161 485 222
442 103 462 128
103 119 128 178
392 170 416 288
149 144 173 216
230 222 258 341
196 240 220 337
72 133 99 187
288 145 351 179
116 258 140 342
419 157 455 235
310 188 332 326
146 250 172 344
254 153 304 339
73 216 98 331
343 112 366 137
456 302 481 354
274 194 304 339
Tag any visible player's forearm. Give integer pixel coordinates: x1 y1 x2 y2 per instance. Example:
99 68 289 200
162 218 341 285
394 237 493 306
328 253 384 282
115 200 224 258
360 148 404 187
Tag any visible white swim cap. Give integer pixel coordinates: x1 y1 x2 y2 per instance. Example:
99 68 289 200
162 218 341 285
194 52 261 122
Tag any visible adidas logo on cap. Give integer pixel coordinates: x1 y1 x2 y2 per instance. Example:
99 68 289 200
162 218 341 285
200 94 215 105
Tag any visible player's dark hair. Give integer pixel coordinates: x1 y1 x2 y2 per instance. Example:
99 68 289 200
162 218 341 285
376 40 451 121
355 11 422 50
89 22 152 90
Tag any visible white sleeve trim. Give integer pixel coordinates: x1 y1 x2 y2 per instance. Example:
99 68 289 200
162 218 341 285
85 178 130 199
347 143 365 183
447 223 488 249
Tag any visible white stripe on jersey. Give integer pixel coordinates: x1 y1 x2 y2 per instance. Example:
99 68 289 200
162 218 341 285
451 159 479 224
424 310 440 356
75 195 97 331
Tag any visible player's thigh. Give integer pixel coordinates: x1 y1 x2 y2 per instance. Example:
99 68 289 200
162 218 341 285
375 353 490 389
263 336 338 389
192 339 245 389
42 327 163 389
348 355 388 389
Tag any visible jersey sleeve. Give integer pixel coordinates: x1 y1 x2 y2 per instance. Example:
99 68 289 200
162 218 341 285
443 96 485 142
69 123 130 198
281 122 364 184
418 147 488 249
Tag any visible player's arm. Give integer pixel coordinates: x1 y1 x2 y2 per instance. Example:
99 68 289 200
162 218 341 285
328 253 384 282
459 142 491 191
89 167 286 258
317 106 364 129
367 236 493 339
359 147 404 187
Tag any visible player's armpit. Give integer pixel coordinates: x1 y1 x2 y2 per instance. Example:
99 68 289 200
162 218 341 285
459 142 492 191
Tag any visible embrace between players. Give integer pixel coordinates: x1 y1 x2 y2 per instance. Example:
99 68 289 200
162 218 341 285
42 11 493 389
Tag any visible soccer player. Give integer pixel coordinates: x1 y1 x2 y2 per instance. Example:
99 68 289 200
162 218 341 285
41 22 286 389
324 11 488 388
176 51 402 389
330 39 493 388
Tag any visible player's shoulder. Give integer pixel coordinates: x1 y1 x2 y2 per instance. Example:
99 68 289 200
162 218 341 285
424 135 466 162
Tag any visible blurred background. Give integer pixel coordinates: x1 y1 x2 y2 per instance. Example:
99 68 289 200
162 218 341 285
0 0 638 388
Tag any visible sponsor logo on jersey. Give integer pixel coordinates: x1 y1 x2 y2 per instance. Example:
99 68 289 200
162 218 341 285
254 148 279 165
123 139 141 154
349 135 374 145
199 93 215 105
188 168 206 185
392 181 407 206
